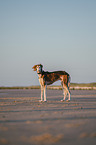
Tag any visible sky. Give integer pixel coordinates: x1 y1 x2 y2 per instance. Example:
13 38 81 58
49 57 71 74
0 0 96 86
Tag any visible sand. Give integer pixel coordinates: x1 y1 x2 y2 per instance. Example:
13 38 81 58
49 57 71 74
0 89 96 145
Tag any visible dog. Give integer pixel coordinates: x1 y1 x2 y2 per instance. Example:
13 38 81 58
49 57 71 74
32 64 71 102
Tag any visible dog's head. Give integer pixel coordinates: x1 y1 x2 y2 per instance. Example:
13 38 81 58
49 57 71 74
32 64 43 73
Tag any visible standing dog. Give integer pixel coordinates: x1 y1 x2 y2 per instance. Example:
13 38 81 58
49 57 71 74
32 64 71 102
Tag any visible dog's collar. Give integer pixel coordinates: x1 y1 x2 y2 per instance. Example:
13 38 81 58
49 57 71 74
37 72 42 74
37 70 45 76
37 70 44 74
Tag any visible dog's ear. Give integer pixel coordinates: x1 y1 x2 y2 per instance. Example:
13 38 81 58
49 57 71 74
32 65 37 71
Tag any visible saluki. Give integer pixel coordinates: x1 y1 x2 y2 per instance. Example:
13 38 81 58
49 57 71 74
32 64 71 102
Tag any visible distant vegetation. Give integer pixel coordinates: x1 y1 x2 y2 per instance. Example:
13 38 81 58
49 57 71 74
70 83 96 90
70 82 96 87
0 83 96 90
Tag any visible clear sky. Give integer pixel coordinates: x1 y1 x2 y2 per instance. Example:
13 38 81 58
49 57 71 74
0 0 96 86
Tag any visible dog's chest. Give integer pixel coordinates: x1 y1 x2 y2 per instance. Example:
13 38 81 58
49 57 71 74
38 74 44 86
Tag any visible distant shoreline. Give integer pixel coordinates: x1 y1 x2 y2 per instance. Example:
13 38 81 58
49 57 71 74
0 83 96 90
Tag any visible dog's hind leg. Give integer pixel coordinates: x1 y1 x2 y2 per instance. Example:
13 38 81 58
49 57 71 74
61 86 67 101
61 75 71 102
61 81 65 101
64 85 71 101
67 87 71 101
61 83 70 101
67 76 71 101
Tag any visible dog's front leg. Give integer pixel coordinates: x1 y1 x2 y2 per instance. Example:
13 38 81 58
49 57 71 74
44 85 47 102
40 85 43 102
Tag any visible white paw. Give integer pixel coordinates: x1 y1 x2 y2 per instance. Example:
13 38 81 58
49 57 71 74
61 99 65 102
39 100 43 102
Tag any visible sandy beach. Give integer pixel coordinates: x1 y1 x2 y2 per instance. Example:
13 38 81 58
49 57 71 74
0 89 96 145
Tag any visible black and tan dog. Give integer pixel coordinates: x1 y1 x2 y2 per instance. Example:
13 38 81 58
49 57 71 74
32 64 71 102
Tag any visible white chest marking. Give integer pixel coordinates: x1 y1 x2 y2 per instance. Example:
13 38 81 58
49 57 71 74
38 74 44 86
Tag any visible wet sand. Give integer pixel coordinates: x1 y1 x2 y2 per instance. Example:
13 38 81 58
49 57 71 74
0 89 96 145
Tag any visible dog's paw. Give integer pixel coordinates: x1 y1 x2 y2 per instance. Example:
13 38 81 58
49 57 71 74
61 99 65 102
39 100 43 102
66 100 70 102
43 100 47 102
